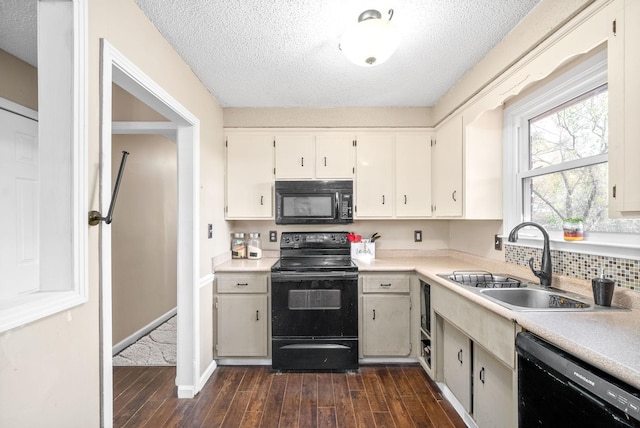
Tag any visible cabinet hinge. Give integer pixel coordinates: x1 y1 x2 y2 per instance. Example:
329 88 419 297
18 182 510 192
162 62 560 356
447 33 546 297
225 138 228 147
273 139 276 147
352 167 355 174
353 140 357 147
273 167 276 175
225 205 228 213
355 205 357 213
613 19 617 36
215 299 218 309
431 139 436 147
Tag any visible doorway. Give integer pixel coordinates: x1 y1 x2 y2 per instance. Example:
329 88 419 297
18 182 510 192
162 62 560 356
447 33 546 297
99 39 201 427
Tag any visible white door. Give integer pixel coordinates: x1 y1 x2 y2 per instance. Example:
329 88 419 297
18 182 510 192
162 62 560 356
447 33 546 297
0 109 39 298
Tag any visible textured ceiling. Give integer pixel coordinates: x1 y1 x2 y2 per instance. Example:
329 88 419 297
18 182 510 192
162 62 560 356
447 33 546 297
0 0 541 108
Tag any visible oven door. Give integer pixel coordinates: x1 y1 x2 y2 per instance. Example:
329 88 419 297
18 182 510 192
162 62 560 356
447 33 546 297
271 271 358 338
271 271 358 370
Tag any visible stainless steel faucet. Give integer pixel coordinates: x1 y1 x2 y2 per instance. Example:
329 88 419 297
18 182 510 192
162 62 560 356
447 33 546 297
508 222 552 287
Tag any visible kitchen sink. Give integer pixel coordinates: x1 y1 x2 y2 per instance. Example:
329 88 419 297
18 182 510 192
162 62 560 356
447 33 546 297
480 287 591 311
441 271 527 288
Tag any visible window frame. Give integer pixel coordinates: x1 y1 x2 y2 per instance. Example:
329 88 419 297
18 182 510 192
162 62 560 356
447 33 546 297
0 0 88 333
503 49 640 260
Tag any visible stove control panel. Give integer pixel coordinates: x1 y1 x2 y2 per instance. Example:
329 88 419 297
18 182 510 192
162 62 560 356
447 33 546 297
280 232 349 248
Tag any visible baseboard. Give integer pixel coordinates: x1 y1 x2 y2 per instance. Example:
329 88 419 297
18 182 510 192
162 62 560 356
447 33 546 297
177 384 195 399
216 358 272 366
197 360 218 393
437 382 478 428
112 307 177 356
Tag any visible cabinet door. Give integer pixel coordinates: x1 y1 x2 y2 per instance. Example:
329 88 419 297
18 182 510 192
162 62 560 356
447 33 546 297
395 134 432 217
216 295 268 357
226 134 273 218
432 118 463 217
274 134 315 179
474 345 514 428
443 321 471 412
362 295 411 356
355 134 394 218
608 0 640 215
315 134 355 179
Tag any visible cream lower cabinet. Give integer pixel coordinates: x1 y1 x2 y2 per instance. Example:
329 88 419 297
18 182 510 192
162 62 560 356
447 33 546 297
360 274 412 357
442 321 472 412
473 345 514 428
433 282 517 427
214 273 269 357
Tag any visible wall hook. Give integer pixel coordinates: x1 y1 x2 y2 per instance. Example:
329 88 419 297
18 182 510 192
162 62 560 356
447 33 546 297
89 151 129 226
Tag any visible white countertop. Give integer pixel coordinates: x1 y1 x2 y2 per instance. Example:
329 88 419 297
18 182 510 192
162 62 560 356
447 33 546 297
214 251 640 389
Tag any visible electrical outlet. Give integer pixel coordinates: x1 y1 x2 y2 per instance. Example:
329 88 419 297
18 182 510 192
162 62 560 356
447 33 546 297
414 230 422 242
208 224 213 239
269 230 277 242
494 234 502 251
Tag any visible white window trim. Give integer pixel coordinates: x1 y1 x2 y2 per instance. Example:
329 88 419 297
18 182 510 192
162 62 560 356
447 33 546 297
503 49 640 261
0 0 88 333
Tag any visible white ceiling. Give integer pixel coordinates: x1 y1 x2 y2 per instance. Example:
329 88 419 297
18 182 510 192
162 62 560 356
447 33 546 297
0 0 541 108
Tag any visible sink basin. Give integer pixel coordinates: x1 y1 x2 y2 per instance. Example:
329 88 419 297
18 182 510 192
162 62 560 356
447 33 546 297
480 288 591 311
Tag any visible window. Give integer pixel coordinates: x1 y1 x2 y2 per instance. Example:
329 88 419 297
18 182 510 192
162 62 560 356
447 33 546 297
504 49 639 257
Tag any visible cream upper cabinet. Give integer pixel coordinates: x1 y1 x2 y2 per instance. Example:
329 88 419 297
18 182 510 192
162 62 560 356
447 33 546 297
608 0 640 216
315 134 355 179
225 133 273 219
355 134 394 218
463 108 503 219
432 116 463 217
274 134 315 179
395 134 432 218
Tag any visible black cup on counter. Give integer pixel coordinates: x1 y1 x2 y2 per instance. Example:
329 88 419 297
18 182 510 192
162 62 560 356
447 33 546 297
591 277 615 306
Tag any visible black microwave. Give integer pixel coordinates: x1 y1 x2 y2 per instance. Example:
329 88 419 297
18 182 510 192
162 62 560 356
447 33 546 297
275 180 353 224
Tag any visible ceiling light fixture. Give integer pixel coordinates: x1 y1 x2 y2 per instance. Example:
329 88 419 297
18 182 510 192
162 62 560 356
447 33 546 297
339 9 399 67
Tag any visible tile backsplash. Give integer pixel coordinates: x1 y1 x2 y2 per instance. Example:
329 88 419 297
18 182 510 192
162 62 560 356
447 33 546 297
505 245 639 291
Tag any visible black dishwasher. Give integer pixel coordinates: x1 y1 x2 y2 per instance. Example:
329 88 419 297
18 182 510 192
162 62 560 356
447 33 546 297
517 332 640 427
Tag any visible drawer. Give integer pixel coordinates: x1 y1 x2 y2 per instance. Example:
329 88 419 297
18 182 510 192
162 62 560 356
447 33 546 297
362 275 410 293
217 273 268 293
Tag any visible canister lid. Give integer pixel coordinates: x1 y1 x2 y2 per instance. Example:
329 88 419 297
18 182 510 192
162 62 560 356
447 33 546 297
249 232 260 238
233 232 245 238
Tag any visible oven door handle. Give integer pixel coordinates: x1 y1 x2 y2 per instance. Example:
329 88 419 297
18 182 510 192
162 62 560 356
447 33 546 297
280 344 351 350
271 271 358 282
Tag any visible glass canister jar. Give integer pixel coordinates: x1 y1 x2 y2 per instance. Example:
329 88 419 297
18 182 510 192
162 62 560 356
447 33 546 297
231 232 246 259
247 232 262 260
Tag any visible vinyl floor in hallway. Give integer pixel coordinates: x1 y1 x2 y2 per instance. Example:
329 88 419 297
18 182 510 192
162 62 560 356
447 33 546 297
113 364 466 427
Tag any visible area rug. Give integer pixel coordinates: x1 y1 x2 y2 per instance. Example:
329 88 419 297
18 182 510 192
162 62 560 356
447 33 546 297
113 316 176 366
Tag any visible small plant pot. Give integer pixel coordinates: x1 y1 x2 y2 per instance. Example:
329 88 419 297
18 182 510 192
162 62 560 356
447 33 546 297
563 219 584 241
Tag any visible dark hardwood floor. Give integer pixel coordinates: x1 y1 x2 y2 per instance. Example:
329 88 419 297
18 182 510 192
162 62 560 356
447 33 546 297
113 364 466 427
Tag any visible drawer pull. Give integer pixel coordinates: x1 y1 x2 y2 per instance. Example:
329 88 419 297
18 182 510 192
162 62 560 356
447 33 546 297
479 367 485 384
236 283 248 286
373 309 376 320
458 349 463 364
380 283 392 287
256 310 260 321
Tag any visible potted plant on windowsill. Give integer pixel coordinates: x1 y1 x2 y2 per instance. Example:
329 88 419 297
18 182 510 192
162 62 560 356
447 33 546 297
563 218 584 241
